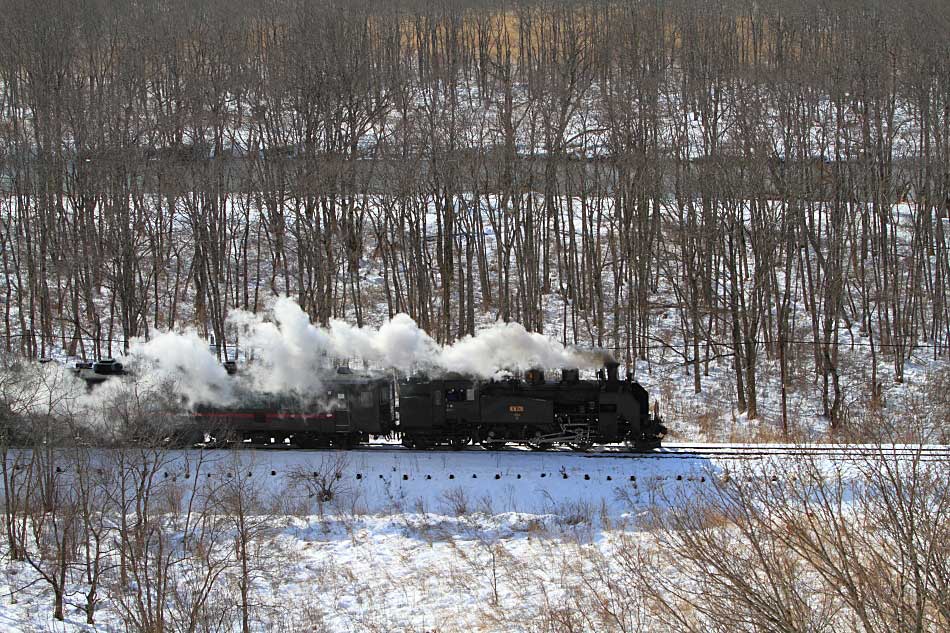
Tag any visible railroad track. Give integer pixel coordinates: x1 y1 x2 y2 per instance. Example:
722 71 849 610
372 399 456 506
589 443 950 462
231 441 950 462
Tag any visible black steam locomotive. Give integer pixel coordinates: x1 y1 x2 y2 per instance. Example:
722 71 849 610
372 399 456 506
399 362 664 450
75 359 665 450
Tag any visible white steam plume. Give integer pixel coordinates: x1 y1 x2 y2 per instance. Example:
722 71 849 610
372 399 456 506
327 312 441 370
226 295 606 379
127 330 234 405
438 321 604 377
231 295 606 378
0 358 191 435
11 295 611 425
226 295 334 396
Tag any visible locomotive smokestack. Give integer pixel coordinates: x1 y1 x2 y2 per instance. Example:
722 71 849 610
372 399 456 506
525 368 545 385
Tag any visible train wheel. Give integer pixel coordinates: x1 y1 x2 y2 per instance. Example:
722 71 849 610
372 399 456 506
201 432 232 449
449 435 471 451
333 436 353 450
528 441 552 451
249 433 269 446
526 430 551 451
168 429 204 449
296 434 320 449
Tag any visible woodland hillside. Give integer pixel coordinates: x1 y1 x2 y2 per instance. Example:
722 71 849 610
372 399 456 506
1 0 950 434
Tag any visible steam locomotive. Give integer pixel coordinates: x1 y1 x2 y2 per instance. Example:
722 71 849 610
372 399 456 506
75 359 666 451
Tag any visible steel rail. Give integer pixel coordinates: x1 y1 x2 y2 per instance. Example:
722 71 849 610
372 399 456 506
213 442 950 461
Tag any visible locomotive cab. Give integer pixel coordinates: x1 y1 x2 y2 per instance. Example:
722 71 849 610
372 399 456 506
612 369 665 449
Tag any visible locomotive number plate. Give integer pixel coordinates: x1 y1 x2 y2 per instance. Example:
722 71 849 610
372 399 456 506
509 405 525 413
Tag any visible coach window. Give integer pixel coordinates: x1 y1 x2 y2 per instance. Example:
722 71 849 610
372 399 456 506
446 388 471 402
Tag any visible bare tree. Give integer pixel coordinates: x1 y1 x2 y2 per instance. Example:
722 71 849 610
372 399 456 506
215 454 282 633
633 439 950 632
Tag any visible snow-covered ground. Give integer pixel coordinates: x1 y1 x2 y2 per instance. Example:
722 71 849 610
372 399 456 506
0 445 943 632
145 447 721 515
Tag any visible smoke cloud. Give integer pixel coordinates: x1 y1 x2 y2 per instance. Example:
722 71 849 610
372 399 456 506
6 296 611 421
225 294 605 379
438 321 606 377
227 296 334 396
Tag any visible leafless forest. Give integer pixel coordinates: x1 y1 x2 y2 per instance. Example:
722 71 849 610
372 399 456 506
1 0 950 430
